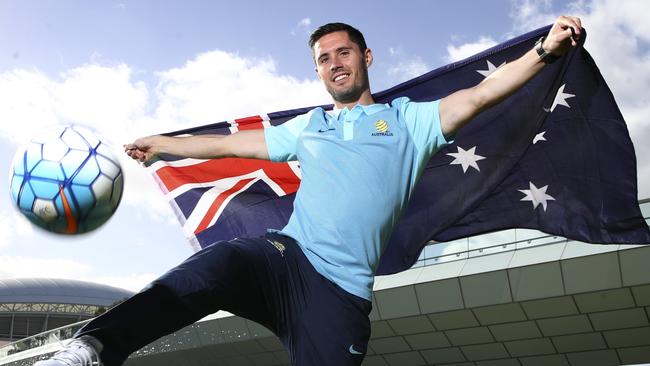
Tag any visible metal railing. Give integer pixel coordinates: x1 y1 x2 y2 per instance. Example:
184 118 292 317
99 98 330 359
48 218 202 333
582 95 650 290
1 199 648 364
0 303 100 316
0 320 88 363
411 198 650 267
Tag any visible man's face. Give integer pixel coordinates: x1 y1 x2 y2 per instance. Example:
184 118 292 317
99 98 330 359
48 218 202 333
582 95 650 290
313 31 372 105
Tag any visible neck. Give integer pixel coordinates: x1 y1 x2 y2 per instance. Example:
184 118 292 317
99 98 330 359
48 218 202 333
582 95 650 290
333 89 375 110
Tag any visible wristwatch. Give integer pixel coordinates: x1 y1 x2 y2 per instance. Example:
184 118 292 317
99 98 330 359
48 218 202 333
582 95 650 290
535 36 560 64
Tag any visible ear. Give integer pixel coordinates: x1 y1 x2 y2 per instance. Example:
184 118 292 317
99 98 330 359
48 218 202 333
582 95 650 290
365 48 374 68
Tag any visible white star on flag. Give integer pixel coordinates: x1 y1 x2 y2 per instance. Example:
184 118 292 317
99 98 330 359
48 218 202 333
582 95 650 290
519 182 555 211
477 60 506 77
447 146 486 173
533 131 547 144
546 84 575 112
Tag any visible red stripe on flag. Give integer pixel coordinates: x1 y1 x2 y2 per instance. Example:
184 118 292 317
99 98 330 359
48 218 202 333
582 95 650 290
195 177 255 234
155 158 300 195
235 115 264 130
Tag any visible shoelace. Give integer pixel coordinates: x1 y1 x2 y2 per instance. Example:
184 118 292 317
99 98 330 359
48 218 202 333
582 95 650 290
49 339 101 366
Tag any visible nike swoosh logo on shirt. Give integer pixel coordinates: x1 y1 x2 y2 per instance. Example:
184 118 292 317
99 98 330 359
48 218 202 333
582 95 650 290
348 345 364 355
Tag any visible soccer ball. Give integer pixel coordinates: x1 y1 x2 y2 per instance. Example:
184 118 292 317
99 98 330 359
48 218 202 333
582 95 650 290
9 124 123 234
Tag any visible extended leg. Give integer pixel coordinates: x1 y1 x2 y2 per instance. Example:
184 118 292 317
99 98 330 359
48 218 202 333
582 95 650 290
71 237 275 366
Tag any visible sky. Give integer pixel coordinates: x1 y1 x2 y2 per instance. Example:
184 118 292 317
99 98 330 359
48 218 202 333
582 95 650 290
0 0 648 293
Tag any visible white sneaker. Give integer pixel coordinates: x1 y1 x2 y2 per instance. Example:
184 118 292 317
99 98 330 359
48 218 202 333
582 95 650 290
34 336 103 366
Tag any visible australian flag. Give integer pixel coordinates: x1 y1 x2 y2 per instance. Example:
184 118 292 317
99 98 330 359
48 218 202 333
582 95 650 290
150 25 650 275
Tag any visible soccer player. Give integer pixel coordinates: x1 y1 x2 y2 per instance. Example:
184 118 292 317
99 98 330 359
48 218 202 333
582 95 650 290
36 16 581 366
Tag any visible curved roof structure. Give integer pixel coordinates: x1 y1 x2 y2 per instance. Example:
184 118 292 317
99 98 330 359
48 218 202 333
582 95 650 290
0 278 133 306
0 278 135 342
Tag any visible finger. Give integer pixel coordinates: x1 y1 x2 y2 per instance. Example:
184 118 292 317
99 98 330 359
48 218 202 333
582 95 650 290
554 26 574 43
130 150 144 160
556 20 579 44
572 16 582 30
557 15 580 34
563 16 582 37
568 23 581 41
568 28 577 46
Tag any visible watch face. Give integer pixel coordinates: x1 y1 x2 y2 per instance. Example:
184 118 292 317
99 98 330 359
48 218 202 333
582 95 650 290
536 41 547 57
534 37 556 64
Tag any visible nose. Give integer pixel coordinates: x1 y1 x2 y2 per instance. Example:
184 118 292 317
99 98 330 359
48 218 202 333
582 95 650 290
329 55 342 72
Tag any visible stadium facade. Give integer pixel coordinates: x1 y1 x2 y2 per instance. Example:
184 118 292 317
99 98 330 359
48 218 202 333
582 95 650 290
0 278 133 346
0 199 648 366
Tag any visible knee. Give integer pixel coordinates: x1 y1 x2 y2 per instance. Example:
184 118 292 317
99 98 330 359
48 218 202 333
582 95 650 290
148 241 245 297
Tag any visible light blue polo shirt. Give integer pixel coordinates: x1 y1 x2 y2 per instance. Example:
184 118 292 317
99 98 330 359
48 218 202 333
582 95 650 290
264 97 450 300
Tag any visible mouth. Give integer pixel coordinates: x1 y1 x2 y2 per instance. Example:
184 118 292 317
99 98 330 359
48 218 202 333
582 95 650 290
332 73 350 83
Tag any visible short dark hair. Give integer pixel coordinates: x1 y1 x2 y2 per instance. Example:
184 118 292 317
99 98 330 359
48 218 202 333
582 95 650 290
308 22 367 53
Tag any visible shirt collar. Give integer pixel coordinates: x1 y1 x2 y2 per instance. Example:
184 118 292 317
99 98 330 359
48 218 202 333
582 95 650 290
331 103 387 121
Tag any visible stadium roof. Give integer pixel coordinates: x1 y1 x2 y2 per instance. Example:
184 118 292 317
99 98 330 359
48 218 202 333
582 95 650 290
0 278 133 306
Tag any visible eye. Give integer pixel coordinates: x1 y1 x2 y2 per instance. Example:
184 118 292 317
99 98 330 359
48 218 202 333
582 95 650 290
319 56 329 64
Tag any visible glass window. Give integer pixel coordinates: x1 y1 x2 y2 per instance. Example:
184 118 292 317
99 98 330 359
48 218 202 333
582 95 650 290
468 229 516 251
422 238 469 264
640 200 650 219
515 231 564 250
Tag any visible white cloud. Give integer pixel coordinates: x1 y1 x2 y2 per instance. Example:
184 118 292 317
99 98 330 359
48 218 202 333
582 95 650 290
0 64 172 225
93 273 157 292
0 255 154 292
0 50 331 285
0 256 92 279
0 64 149 146
291 17 312 36
445 36 498 63
386 36 496 87
298 18 311 28
0 211 34 249
0 51 331 233
384 47 431 85
509 0 555 34
152 50 329 131
387 56 430 84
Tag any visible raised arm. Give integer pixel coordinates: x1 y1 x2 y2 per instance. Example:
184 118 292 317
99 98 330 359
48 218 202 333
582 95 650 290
439 16 582 137
124 129 269 163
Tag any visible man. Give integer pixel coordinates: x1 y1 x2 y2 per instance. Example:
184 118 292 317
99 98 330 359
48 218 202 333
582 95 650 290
36 17 582 366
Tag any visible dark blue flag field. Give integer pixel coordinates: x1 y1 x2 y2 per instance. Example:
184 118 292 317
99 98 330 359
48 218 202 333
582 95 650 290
150 25 650 275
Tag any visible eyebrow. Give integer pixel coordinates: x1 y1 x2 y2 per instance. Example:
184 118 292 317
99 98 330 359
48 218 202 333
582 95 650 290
317 46 353 62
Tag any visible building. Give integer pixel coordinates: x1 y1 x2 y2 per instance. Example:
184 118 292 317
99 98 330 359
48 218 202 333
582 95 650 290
0 278 133 347
1 199 649 366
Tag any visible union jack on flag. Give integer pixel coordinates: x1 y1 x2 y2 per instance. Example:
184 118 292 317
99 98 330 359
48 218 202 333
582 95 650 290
149 114 304 251
149 25 649 275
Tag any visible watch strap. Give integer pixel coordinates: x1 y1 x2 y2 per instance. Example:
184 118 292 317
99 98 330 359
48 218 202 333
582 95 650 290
535 36 560 64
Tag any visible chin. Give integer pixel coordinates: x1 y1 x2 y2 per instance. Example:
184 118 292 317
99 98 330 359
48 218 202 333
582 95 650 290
336 88 364 104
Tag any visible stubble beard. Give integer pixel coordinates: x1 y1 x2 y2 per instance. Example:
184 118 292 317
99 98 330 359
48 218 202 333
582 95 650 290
327 67 370 105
